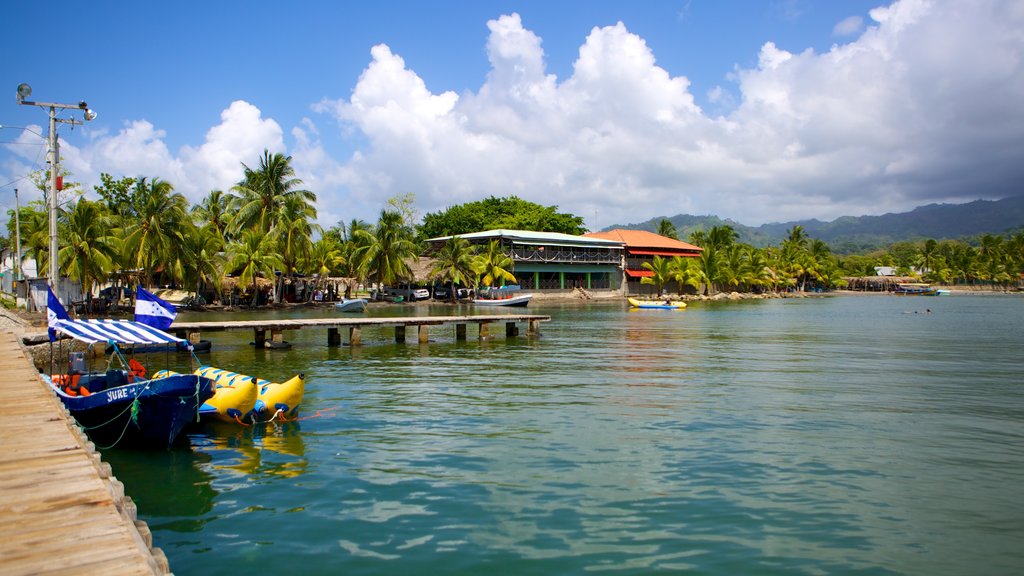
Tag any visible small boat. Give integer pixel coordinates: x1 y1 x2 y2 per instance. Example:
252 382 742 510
628 297 687 310
194 366 305 422
473 286 533 307
894 283 939 296
335 298 368 313
106 339 211 355
155 366 260 424
45 319 215 449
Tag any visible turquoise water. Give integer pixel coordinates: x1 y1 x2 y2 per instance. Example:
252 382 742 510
102 295 1024 575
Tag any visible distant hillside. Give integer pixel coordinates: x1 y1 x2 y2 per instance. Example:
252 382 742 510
605 196 1024 253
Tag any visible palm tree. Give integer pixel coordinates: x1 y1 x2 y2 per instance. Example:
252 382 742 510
306 236 344 299
59 199 119 311
271 194 319 302
668 256 705 295
193 189 236 242
231 150 315 235
173 223 226 303
640 255 673 295
227 229 285 306
657 218 679 240
353 210 417 289
698 245 722 296
121 177 191 288
430 236 476 301
474 239 516 288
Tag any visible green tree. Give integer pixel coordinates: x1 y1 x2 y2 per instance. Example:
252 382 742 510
353 210 417 288
418 196 586 238
473 240 517 287
657 219 679 240
227 229 285 306
231 150 315 235
120 177 191 288
59 199 119 311
429 236 477 301
640 255 673 295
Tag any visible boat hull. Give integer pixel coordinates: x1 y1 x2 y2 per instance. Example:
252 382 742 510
46 373 214 449
335 298 368 312
473 294 533 307
628 297 687 309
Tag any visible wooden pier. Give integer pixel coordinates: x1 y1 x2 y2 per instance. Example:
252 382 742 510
171 313 551 348
0 331 169 575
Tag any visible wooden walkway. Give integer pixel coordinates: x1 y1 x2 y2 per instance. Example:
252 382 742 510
0 331 169 575
172 313 551 348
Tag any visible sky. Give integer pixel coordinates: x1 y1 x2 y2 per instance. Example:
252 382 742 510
2 0 1023 233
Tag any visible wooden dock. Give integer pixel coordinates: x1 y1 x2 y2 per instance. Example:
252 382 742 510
171 313 551 348
0 331 170 575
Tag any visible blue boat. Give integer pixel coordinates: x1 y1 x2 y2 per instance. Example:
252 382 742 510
45 319 216 449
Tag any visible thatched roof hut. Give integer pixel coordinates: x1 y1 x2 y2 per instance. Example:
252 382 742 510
843 276 918 291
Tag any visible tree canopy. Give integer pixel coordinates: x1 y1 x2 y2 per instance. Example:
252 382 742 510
417 196 586 239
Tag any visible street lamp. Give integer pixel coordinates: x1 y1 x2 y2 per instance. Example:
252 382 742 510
15 83 96 292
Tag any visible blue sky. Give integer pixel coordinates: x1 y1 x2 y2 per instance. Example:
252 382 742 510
3 0 1022 232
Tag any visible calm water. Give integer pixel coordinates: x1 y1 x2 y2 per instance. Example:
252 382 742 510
102 295 1024 575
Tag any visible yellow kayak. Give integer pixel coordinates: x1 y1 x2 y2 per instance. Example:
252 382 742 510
627 297 687 309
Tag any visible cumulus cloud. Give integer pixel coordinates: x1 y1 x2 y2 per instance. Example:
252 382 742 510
9 0 1021 231
318 0 1024 227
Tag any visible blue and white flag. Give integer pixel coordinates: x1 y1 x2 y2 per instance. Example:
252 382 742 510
47 285 69 342
135 286 177 330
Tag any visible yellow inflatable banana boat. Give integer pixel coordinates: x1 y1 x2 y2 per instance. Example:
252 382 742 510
196 366 305 422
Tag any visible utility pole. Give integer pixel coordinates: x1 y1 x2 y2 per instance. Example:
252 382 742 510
15 83 96 295
13 188 21 282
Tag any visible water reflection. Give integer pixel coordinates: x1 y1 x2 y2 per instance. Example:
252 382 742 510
190 421 308 479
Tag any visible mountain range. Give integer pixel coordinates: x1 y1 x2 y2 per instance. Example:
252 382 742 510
605 196 1024 254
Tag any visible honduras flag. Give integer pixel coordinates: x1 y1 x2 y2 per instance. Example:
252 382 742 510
47 285 69 342
135 286 177 330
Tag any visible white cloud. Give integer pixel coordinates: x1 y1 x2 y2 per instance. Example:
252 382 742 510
9 0 1021 232
317 0 1024 227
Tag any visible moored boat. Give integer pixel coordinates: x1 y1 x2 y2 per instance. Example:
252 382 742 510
46 319 215 449
335 298 368 312
627 297 687 310
473 286 533 307
195 366 305 422
156 366 260 424
894 283 939 296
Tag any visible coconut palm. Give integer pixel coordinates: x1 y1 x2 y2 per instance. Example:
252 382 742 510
353 210 417 288
193 189 236 242
121 177 191 288
430 236 476 301
640 255 673 295
59 199 119 311
474 239 517 288
698 245 723 295
231 150 315 235
657 218 679 240
227 229 285 307
668 256 705 295
271 194 319 302
306 236 344 299
173 223 226 303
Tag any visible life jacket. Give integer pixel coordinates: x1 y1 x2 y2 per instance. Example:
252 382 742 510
128 358 147 381
54 373 89 397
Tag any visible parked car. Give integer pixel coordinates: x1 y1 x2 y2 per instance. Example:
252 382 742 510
434 286 470 300
385 285 431 301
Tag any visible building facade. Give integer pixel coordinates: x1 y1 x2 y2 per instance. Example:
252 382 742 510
426 229 625 291
584 229 703 295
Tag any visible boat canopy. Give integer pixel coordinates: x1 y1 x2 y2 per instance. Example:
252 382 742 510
52 319 186 346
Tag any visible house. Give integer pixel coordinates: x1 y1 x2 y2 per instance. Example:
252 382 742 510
584 229 703 295
425 229 625 291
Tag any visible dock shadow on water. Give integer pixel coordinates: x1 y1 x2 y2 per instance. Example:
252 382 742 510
103 297 1024 575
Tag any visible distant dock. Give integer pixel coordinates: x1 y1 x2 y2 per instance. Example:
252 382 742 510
171 313 551 348
0 331 170 575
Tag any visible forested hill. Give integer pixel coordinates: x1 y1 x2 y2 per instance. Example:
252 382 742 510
606 196 1024 253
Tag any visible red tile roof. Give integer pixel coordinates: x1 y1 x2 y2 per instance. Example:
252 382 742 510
585 229 703 253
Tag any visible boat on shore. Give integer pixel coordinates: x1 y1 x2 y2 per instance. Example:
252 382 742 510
335 298 368 313
627 297 687 310
473 286 533 307
894 283 939 296
45 319 215 449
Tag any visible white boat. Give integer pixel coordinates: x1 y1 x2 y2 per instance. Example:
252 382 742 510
335 298 367 312
473 287 533 307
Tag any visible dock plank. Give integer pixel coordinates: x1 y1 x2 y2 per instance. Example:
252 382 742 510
0 331 166 575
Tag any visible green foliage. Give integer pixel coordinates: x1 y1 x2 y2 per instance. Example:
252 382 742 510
418 196 586 239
